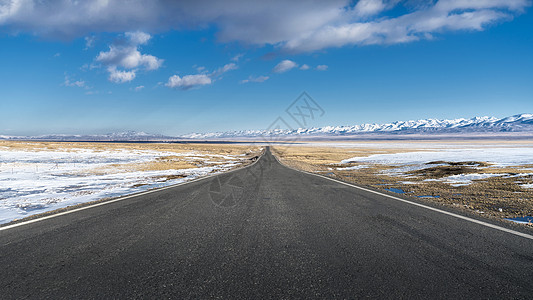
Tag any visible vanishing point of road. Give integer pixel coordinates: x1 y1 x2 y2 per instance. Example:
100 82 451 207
1 147 532 299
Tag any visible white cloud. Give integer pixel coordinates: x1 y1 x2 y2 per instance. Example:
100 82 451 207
0 1 346 44
231 53 244 62
84 36 96 49
96 38 162 70
212 63 238 76
299 64 310 70
316 64 328 71
354 0 386 18
166 61 237 90
283 0 531 52
95 31 163 83
240 75 269 84
125 31 151 45
108 67 136 83
63 75 86 88
166 74 212 90
0 1 529 52
80 63 98 71
273 60 298 73
134 85 145 91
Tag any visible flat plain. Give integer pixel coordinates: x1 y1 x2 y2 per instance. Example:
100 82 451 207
0 141 262 224
273 140 533 224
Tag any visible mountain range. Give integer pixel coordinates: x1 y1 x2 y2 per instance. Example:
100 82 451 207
181 113 533 139
1 114 532 141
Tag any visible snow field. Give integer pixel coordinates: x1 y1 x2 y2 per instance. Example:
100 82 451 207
0 148 247 224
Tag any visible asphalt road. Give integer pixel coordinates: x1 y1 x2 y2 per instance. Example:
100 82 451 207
1 147 533 299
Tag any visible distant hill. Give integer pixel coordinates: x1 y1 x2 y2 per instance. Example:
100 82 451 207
0 131 178 142
2 114 532 141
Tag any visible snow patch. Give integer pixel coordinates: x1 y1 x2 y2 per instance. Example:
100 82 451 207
441 173 503 185
337 165 369 171
341 148 533 166
0 148 247 224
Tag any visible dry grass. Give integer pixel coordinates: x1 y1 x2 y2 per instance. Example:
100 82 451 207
0 140 260 155
87 157 201 175
273 143 533 222
274 145 425 165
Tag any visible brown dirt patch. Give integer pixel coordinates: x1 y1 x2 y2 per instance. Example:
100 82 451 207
409 165 479 178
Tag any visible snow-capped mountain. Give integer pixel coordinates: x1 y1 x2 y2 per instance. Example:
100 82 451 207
2 114 532 141
180 114 533 139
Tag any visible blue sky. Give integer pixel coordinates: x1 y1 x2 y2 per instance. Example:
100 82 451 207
1 0 532 136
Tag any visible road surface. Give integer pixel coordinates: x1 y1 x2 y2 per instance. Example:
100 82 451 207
1 147 532 299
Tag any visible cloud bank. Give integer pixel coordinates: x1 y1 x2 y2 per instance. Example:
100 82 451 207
1 1 529 52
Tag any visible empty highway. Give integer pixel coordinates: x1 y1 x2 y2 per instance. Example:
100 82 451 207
1 147 532 299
